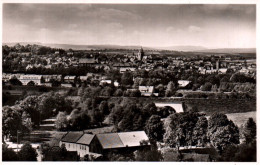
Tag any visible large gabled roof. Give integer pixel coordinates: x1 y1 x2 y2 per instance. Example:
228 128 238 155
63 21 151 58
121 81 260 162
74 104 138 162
96 133 124 149
118 131 149 147
76 134 95 145
61 132 84 143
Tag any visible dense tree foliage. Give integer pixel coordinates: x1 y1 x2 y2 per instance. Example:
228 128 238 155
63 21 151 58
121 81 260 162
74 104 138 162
145 115 165 142
192 116 208 147
241 118 256 144
55 111 69 131
164 111 202 147
2 144 18 161
2 106 29 139
207 113 239 154
18 142 38 161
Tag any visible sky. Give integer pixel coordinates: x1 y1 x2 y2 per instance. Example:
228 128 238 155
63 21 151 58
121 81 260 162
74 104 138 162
2 3 256 48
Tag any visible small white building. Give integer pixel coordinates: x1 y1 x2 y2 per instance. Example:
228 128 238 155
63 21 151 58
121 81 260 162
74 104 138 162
139 86 155 96
64 76 76 83
178 80 191 88
100 80 119 87
61 83 73 88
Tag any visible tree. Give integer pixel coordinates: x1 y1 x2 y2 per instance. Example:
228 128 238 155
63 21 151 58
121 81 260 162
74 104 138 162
2 144 18 161
142 102 157 121
207 113 240 154
41 143 71 161
21 111 33 132
158 106 176 118
241 118 256 144
69 111 91 131
117 104 144 131
201 82 212 91
99 101 109 115
163 111 201 148
101 86 113 96
9 77 22 86
27 81 35 86
165 81 176 97
192 116 208 147
121 71 133 86
145 115 165 142
114 89 123 96
18 142 38 161
2 106 24 139
19 95 41 127
55 111 68 131
134 146 162 161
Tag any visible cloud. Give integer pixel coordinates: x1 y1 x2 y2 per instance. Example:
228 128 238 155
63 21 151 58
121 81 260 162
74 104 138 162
68 24 78 29
98 8 141 21
188 25 202 32
133 30 145 36
106 22 123 29
166 26 174 32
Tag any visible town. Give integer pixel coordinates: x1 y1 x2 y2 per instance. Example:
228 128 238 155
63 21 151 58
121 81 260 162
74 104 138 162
2 43 256 161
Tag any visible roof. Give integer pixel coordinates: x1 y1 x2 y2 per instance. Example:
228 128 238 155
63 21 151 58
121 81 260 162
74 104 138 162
118 131 149 147
178 80 191 87
79 58 96 64
61 132 84 143
155 102 184 113
49 132 68 147
139 86 154 93
96 133 124 149
76 134 95 145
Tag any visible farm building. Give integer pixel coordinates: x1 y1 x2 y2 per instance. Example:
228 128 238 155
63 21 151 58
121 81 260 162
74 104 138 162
59 131 150 158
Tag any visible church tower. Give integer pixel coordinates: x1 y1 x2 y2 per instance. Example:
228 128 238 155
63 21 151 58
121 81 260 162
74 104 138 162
137 47 144 61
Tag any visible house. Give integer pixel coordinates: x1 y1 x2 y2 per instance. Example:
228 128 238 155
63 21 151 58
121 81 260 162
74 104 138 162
138 86 155 96
64 75 76 83
61 83 73 88
79 76 88 81
119 67 136 73
19 74 42 86
178 80 191 88
49 132 68 147
75 134 95 157
2 73 12 82
154 102 184 113
100 80 119 87
59 131 150 158
95 131 150 154
79 58 98 66
59 132 84 152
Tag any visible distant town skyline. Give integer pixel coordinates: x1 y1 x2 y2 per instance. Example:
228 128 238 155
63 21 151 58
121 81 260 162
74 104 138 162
3 4 256 48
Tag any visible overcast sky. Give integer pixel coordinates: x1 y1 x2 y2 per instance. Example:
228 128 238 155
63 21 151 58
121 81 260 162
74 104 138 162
3 4 256 48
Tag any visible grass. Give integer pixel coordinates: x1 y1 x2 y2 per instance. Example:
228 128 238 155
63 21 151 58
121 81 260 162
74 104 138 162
226 111 256 127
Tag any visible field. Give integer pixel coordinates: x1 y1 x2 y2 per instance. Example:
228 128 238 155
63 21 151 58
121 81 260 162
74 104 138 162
226 111 256 127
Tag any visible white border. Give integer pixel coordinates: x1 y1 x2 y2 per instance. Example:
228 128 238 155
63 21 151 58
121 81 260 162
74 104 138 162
0 0 259 165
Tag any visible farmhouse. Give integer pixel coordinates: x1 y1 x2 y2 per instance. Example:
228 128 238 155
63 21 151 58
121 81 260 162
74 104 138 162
59 131 150 158
59 132 84 152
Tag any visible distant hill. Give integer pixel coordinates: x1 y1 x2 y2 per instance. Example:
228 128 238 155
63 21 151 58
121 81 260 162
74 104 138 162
2 42 256 54
157 45 207 51
194 48 256 54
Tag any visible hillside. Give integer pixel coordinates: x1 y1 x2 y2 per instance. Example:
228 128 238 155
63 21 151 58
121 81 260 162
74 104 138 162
3 42 256 54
